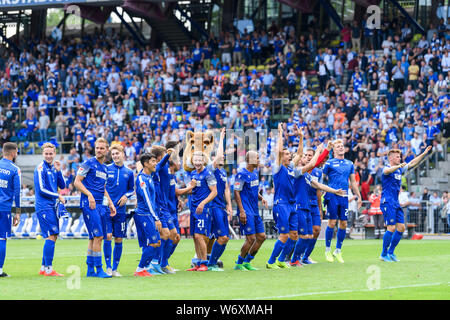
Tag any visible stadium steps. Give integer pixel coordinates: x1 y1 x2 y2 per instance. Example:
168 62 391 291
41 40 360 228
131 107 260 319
144 12 195 51
411 158 450 193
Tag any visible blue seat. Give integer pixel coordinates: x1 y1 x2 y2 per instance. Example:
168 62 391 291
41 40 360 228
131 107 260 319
27 213 40 238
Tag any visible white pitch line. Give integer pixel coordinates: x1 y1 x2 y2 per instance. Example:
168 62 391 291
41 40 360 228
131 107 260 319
235 282 450 300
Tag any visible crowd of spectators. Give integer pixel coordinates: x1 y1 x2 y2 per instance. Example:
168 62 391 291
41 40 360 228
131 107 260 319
0 15 449 214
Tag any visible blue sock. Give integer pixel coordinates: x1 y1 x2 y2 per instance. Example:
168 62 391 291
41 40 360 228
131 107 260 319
169 242 178 258
303 238 317 260
388 231 403 255
277 238 295 262
86 249 95 274
382 231 393 256
236 255 245 265
0 240 6 269
93 251 103 271
43 239 55 267
244 254 255 263
325 226 334 248
291 238 308 263
139 246 154 269
144 246 157 266
41 253 45 267
191 257 200 266
160 239 172 268
197 259 208 267
152 245 161 264
268 239 285 264
112 242 123 271
336 228 346 250
103 240 112 269
208 242 226 266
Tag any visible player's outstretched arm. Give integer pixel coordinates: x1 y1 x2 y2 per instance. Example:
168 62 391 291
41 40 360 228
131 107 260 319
276 122 283 167
292 125 303 166
383 162 407 175
175 179 197 196
310 179 347 197
407 146 432 170
213 127 226 169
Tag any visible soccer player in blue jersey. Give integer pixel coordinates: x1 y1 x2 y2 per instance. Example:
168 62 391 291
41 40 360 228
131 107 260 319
133 152 162 277
266 122 298 269
167 152 197 268
380 146 431 262
74 138 117 278
148 145 176 274
186 151 218 272
35 142 66 277
290 140 346 266
323 139 362 263
207 128 232 271
302 148 327 264
234 150 267 271
103 144 134 277
0 143 21 278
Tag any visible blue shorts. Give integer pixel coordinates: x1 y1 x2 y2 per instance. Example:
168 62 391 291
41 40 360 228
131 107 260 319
190 205 211 236
159 208 176 231
310 205 322 227
36 209 59 238
296 206 313 236
82 205 107 240
134 213 160 248
171 212 180 234
381 203 405 226
209 207 229 238
325 193 349 221
273 203 297 233
0 212 11 238
104 207 127 239
239 211 265 236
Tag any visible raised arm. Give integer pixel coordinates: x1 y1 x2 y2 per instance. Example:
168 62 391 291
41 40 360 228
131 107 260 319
292 125 303 167
276 122 284 167
213 127 226 169
407 146 432 170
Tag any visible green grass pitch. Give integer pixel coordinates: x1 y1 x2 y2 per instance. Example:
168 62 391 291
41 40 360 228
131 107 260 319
0 238 449 300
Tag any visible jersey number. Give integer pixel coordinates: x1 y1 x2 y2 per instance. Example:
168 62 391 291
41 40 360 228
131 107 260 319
197 219 204 229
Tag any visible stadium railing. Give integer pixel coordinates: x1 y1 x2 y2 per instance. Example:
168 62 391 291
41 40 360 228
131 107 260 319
406 137 450 192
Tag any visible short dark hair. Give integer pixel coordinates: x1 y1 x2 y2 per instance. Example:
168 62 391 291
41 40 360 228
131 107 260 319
140 152 156 166
165 140 179 149
3 142 18 156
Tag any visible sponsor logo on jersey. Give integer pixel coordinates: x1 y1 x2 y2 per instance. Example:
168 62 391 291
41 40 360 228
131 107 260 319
96 171 107 180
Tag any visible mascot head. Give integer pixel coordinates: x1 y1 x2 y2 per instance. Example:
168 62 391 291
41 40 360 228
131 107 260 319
183 130 214 172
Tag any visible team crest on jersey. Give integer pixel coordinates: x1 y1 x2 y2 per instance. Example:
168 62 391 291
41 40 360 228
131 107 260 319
196 181 201 187
394 174 401 180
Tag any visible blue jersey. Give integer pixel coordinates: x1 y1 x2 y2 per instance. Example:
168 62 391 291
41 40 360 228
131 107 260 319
0 158 21 212
77 157 107 208
273 164 296 204
157 154 172 212
211 166 227 209
105 163 134 212
293 169 312 210
135 172 159 220
322 158 355 191
151 154 170 216
167 173 178 215
190 166 217 209
381 164 408 207
34 161 66 211
234 168 259 216
308 168 323 207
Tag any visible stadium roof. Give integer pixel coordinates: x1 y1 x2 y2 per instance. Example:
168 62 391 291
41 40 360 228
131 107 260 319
0 0 178 11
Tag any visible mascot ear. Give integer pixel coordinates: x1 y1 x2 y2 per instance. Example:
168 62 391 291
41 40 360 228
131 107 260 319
186 130 194 143
204 130 214 144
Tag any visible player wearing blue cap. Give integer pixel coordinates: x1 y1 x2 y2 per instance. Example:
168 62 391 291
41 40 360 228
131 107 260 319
35 142 66 277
